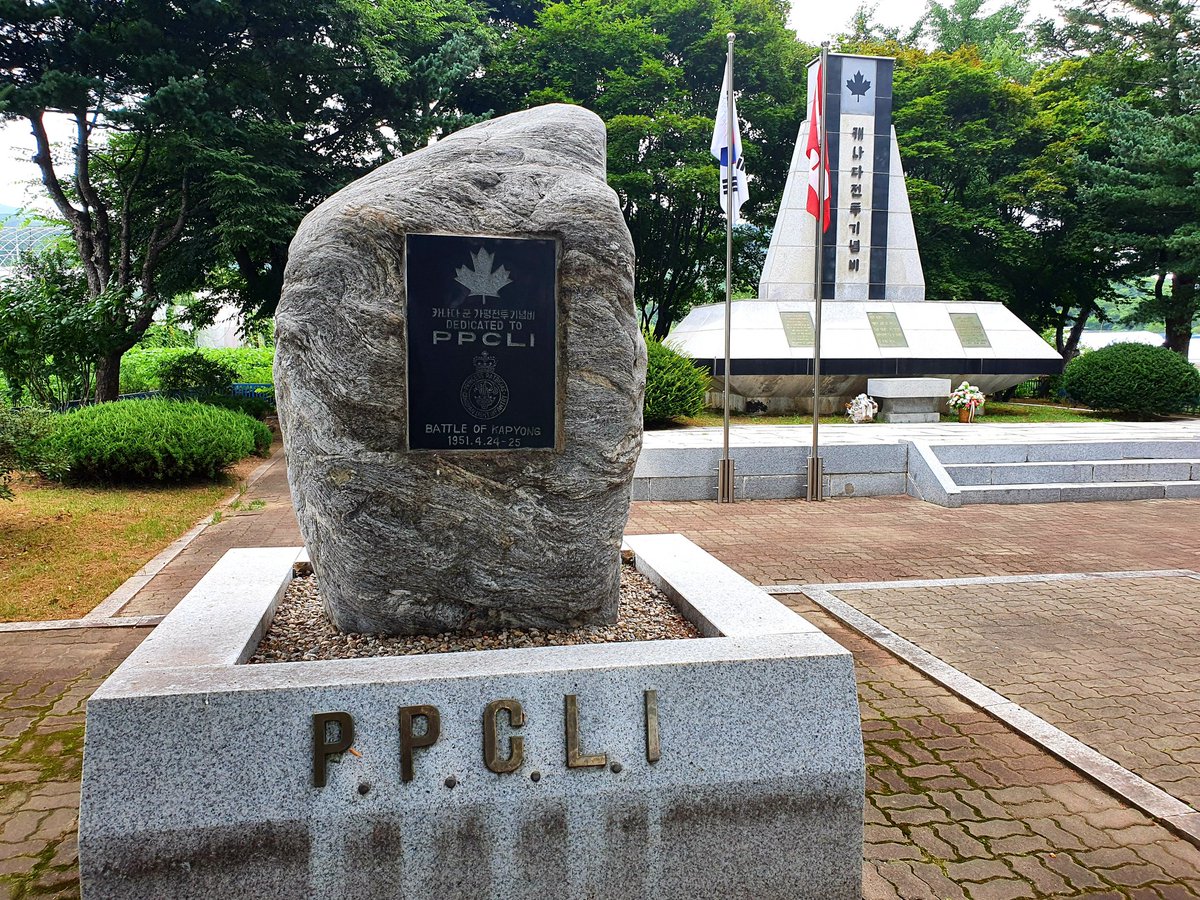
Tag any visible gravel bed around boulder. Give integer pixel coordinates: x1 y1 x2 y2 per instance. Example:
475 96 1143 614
248 564 700 663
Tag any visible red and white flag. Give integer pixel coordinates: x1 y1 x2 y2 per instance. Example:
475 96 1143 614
806 63 830 231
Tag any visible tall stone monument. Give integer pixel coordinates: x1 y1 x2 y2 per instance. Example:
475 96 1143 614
670 53 1062 412
275 104 646 635
761 55 924 302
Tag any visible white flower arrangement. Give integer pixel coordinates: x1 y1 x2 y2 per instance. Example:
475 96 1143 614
845 393 879 424
947 381 985 420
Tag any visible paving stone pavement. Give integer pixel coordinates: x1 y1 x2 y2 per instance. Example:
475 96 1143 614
4 486 1200 895
822 574 1200 815
117 450 300 617
625 496 1200 584
0 627 148 900
784 595 1200 900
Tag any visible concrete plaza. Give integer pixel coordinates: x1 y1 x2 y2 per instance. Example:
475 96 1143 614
3 426 1200 897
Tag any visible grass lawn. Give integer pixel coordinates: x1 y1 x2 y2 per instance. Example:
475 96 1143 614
670 402 1116 428
941 401 1116 423
0 456 262 623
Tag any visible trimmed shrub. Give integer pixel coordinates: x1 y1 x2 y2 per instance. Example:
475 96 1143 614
45 399 271 483
158 351 239 397
644 336 708 427
0 406 66 499
205 394 274 420
120 347 275 394
1064 342 1200 415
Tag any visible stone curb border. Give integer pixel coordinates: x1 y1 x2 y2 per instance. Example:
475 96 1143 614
0 449 281 635
0 616 164 633
767 570 1200 849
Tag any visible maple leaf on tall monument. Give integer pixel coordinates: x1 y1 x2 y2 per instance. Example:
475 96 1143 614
847 71 871 100
454 248 512 299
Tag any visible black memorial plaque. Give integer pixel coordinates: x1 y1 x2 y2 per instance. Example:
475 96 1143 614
406 234 558 450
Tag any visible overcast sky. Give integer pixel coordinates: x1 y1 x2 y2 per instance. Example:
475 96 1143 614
1 0 1064 211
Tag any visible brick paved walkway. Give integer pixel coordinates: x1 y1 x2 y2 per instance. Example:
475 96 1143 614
626 496 1200 584
825 573 1200 814
118 451 299 617
788 596 1200 899
5 484 1200 896
0 628 148 900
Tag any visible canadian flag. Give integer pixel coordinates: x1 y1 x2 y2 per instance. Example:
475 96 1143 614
806 62 830 231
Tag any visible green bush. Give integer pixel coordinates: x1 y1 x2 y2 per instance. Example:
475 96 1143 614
204 347 275 384
0 406 66 499
204 394 275 420
45 399 271 483
1064 342 1200 415
120 347 275 394
158 351 239 397
643 336 708 427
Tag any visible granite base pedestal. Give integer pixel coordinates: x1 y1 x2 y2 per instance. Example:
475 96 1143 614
79 539 864 900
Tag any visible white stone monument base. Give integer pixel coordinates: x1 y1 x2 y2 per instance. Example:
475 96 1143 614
79 539 864 900
672 299 1063 415
867 378 952 423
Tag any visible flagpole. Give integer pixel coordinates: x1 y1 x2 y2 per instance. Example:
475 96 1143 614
807 42 829 502
718 31 736 503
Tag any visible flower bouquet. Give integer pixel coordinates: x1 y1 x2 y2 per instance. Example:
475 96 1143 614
947 382 985 422
845 393 879 424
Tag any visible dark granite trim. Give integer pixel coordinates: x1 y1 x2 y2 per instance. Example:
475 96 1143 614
822 55 842 302
704 357 1064 377
872 94 893 126
876 58 894 99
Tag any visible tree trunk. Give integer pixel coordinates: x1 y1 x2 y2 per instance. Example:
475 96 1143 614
1164 273 1195 357
1061 299 1095 361
94 351 123 403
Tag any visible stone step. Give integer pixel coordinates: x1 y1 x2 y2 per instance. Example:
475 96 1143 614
946 459 1200 486
957 480 1200 505
933 440 1200 465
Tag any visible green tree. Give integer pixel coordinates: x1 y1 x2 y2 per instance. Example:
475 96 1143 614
835 4 916 47
1014 57 1124 357
0 241 114 406
470 0 809 337
1039 0 1200 355
1080 103 1200 354
890 49 1040 305
0 0 490 399
918 0 1034 80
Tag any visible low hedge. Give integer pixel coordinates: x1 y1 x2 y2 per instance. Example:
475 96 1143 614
204 394 275 420
120 347 275 394
46 399 272 483
644 335 708 427
159 351 240 396
1064 342 1200 415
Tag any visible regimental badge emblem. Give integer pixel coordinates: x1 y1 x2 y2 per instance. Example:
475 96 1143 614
455 248 512 300
460 352 510 420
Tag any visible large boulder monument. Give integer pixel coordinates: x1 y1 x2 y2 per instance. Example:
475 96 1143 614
275 104 646 635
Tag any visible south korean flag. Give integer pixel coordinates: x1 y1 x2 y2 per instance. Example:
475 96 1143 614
711 58 750 224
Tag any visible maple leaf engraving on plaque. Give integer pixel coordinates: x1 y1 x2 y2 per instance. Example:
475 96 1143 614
847 70 872 100
454 248 512 299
